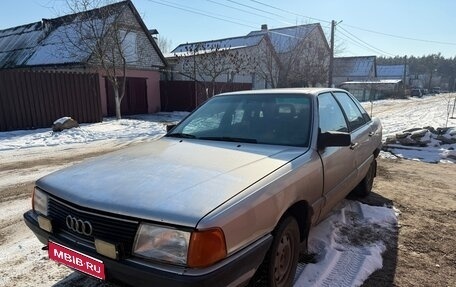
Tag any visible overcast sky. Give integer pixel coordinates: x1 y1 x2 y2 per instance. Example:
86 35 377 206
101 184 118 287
1 0 455 58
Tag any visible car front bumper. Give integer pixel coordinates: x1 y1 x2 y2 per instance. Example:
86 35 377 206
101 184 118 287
23 210 272 287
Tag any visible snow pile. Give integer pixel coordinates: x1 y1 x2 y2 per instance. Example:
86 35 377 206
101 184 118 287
360 93 456 164
295 200 398 287
382 127 456 163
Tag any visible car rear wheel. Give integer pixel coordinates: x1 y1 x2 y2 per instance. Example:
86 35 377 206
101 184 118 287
253 216 300 287
353 159 377 197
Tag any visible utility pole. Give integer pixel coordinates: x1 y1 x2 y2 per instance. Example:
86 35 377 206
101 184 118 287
328 20 336 87
403 55 407 98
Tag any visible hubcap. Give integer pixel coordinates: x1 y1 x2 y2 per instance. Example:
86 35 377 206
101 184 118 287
274 233 292 283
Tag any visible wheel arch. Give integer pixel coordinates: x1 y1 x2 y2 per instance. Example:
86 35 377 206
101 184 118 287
281 200 312 243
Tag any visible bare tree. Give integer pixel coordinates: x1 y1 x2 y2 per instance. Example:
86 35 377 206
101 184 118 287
276 30 330 87
254 37 280 88
155 35 172 54
175 43 258 98
61 0 141 119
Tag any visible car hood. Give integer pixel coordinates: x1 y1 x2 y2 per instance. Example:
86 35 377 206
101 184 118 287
37 138 306 227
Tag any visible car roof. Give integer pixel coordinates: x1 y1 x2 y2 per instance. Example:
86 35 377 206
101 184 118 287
215 88 348 98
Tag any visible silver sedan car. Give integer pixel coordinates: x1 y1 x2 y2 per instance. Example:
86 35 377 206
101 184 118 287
24 88 382 287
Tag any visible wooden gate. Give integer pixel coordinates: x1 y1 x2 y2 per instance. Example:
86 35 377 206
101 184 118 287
106 77 148 116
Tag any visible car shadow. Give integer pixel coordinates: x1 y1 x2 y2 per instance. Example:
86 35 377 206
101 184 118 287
348 191 399 287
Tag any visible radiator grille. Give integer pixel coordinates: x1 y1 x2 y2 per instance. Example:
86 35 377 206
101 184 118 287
48 196 139 257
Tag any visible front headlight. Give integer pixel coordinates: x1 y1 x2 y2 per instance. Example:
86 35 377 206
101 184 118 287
133 223 191 265
133 223 227 268
32 187 48 216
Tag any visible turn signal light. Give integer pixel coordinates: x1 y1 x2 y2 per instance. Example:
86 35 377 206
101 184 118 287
187 228 227 268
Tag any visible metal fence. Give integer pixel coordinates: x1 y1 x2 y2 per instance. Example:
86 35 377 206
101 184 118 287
0 70 102 131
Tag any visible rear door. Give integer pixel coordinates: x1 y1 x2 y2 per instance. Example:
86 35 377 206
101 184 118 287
332 91 373 183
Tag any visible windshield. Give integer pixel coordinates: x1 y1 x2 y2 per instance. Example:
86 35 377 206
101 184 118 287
167 94 312 147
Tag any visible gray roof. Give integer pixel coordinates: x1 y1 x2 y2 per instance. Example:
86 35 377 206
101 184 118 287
0 2 125 69
248 23 320 53
0 22 46 68
333 56 376 77
377 64 407 78
340 79 402 85
170 23 325 57
170 34 265 56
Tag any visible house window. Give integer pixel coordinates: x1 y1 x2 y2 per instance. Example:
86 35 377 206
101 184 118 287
120 30 138 64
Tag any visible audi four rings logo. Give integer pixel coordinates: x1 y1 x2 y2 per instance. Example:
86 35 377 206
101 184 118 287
65 215 93 236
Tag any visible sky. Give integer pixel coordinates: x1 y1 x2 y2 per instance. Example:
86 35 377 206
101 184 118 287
0 0 455 58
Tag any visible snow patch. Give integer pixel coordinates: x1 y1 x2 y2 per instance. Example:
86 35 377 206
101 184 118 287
295 200 397 287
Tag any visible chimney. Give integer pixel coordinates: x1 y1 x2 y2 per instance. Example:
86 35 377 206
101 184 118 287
261 24 268 32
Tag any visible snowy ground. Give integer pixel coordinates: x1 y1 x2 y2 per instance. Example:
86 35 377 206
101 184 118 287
361 93 456 164
0 93 455 287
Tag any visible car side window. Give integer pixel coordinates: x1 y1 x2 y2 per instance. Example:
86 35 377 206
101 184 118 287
352 96 371 122
318 93 348 133
333 92 366 131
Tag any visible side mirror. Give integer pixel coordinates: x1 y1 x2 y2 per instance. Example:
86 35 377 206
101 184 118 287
318 131 351 148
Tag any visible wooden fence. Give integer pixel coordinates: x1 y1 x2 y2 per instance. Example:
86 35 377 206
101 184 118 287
0 70 102 131
160 80 252 112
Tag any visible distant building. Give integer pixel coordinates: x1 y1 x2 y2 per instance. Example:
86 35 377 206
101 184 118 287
167 33 279 89
167 23 330 89
333 56 377 87
247 24 330 87
377 64 408 80
339 79 404 101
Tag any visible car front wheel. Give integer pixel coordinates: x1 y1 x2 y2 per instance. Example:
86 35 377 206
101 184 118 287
263 216 300 287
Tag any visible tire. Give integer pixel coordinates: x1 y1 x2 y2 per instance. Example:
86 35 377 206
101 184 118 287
253 216 300 287
353 159 377 197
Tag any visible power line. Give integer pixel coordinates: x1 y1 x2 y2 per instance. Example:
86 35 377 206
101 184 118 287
148 0 317 42
338 26 396 57
337 30 381 56
342 23 456 46
147 0 257 30
205 0 289 25
225 0 294 24
249 0 456 47
248 0 331 24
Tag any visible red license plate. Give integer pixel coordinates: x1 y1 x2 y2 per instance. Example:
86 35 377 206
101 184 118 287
48 241 105 280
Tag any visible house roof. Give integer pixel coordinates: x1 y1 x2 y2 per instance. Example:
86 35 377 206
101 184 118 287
377 64 407 78
169 23 328 58
248 23 321 53
170 34 265 56
340 79 402 85
0 0 166 69
333 56 377 78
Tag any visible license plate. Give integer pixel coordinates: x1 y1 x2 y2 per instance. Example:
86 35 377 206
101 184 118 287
48 241 105 280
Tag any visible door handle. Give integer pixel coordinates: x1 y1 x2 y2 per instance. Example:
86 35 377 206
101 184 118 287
350 142 359 150
368 132 375 137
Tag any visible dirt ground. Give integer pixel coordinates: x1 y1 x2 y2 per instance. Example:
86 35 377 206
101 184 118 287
1 146 455 286
361 158 456 287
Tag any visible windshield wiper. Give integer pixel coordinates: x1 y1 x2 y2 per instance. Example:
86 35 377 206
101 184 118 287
166 133 197 139
199 136 257 143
